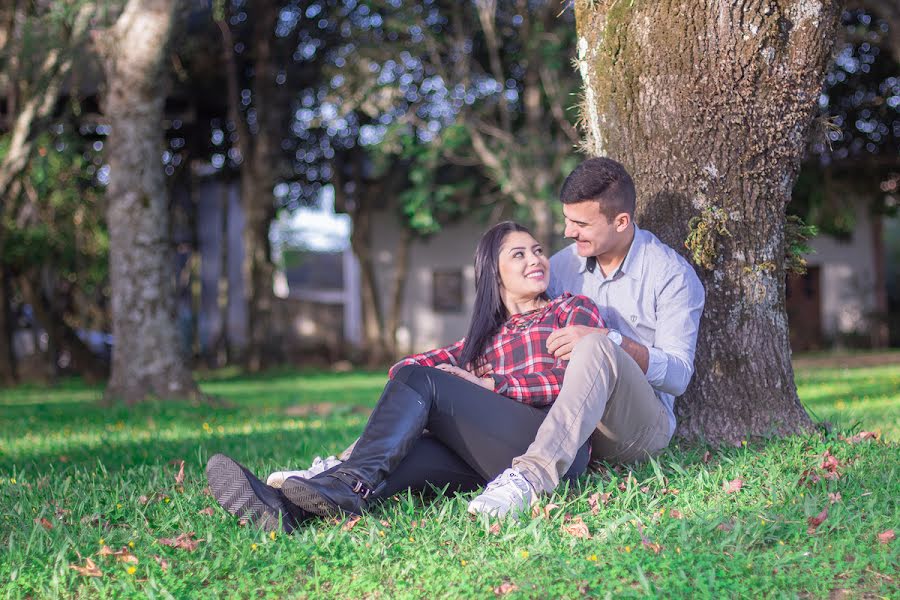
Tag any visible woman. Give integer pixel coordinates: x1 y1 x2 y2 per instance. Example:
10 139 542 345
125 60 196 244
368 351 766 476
206 222 603 532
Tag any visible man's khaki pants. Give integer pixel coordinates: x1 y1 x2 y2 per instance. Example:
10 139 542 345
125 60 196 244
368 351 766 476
513 333 671 493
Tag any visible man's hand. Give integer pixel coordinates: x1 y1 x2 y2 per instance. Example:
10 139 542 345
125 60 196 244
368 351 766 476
546 325 606 360
435 363 495 390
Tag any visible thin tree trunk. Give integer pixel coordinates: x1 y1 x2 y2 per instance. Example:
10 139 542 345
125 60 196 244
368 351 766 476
0 264 15 385
871 213 888 347
101 0 199 403
18 273 109 383
575 0 839 444
385 226 412 357
217 4 277 372
351 207 388 366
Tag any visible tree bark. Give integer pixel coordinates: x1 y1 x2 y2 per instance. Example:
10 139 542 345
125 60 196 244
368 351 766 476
101 0 199 403
575 0 839 444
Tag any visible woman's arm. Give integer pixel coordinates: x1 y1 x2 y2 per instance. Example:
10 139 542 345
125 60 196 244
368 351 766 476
388 338 466 379
490 296 603 406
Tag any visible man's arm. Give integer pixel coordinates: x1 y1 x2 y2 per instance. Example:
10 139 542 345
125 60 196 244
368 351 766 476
644 268 705 396
546 325 650 372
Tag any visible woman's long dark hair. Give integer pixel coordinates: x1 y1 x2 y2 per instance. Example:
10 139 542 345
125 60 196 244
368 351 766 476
458 221 549 369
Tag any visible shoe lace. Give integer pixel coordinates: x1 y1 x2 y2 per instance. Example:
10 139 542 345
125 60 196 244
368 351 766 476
485 469 530 497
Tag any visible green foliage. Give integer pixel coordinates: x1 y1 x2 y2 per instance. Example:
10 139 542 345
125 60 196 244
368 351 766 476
784 215 818 276
373 124 474 236
1 131 108 291
684 205 731 270
0 360 898 597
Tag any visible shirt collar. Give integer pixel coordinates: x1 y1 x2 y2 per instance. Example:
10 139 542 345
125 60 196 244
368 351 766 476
576 224 647 280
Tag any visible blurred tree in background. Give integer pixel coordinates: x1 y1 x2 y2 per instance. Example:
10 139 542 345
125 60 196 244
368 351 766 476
0 0 896 394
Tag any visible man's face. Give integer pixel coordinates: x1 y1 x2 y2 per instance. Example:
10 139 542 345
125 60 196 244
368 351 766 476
562 200 624 258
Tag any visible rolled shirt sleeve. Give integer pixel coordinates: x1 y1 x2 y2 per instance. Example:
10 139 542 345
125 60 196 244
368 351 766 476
644 269 705 397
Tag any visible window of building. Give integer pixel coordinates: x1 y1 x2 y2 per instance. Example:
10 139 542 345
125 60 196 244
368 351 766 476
432 269 464 313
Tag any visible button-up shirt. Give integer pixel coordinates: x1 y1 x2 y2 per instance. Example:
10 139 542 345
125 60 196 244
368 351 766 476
389 294 603 407
547 225 705 436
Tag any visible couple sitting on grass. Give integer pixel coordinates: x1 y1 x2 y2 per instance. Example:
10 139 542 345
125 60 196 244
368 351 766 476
206 157 705 530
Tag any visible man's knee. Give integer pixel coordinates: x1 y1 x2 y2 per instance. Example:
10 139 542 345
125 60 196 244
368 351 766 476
572 332 617 361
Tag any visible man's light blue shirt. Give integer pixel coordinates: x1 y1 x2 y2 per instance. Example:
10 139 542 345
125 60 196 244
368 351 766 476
548 225 705 437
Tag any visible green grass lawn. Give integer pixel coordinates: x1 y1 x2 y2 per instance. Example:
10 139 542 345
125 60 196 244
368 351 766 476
0 361 897 598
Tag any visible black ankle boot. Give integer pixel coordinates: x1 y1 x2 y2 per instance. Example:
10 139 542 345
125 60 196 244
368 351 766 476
282 377 429 517
206 454 310 533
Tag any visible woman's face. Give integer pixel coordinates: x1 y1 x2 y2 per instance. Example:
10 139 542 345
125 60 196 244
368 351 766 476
497 230 550 299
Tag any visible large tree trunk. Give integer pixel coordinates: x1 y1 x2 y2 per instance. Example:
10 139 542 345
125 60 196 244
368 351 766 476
101 0 199 403
575 0 839 444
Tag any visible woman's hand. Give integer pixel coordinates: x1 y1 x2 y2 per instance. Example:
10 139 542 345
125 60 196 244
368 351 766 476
435 364 495 390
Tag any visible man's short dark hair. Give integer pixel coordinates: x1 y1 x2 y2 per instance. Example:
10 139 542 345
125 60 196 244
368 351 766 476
559 157 636 222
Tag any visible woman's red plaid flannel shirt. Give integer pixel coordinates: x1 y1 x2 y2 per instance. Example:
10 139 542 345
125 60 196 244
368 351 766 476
389 293 603 407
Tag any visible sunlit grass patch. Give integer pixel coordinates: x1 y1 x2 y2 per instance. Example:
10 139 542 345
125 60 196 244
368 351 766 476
0 360 897 597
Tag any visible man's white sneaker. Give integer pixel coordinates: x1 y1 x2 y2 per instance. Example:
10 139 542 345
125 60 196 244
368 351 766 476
467 468 538 519
266 455 342 489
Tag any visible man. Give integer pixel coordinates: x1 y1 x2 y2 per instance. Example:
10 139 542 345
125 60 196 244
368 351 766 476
467 157 705 517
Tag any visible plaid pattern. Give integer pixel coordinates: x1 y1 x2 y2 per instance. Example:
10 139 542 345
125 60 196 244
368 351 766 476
389 293 603 407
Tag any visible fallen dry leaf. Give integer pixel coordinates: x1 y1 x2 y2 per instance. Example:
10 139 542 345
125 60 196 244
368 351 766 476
153 555 169 571
635 522 663 554
489 522 501 535
98 545 116 557
197 507 215 516
158 532 200 551
702 450 712 464
807 507 828 534
110 547 138 564
174 460 185 487
717 520 735 532
138 495 149 505
561 516 592 539
587 492 611 515
640 486 650 494
877 529 895 545
828 492 842 505
798 468 821 487
69 557 102 577
542 503 561 520
840 431 877 444
379 519 391 528
670 509 683 519
642 539 663 554
342 516 362 532
819 450 841 480
34 517 53 530
723 479 743 494
494 582 518 596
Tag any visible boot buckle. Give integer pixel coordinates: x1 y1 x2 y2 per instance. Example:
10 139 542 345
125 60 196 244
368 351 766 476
351 480 372 499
